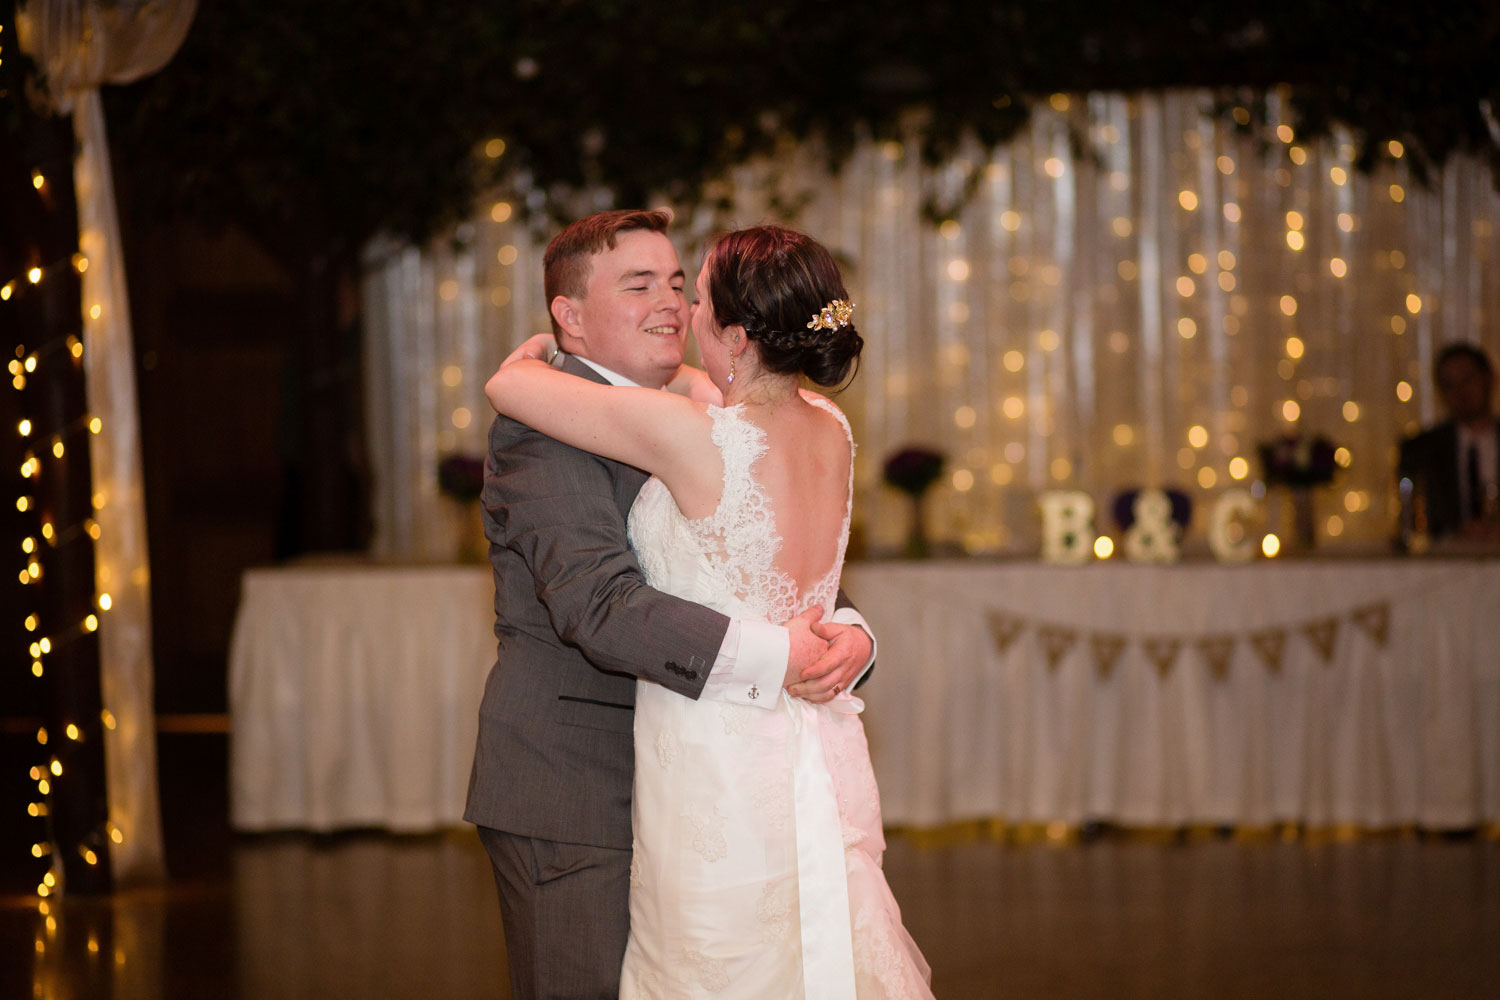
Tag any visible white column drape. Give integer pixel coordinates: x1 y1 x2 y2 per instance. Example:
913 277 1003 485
364 90 1500 561
17 0 198 883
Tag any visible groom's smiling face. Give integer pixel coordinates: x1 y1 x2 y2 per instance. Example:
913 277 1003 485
562 229 688 387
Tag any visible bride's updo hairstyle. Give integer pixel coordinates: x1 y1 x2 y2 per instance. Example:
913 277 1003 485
703 226 863 388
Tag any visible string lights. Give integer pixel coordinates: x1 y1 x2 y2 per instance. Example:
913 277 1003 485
10 339 116 896
878 89 1469 556
6 104 116 900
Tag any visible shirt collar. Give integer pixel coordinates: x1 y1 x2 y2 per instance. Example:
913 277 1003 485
574 355 648 388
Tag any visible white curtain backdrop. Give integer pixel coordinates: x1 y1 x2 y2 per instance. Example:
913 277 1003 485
18 0 198 884
363 90 1500 562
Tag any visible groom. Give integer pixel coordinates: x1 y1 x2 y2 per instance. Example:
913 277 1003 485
465 208 875 999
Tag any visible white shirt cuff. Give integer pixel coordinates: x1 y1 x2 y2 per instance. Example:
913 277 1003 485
700 619 786 709
831 606 877 687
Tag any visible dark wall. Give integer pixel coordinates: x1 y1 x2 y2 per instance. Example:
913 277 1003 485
125 225 300 714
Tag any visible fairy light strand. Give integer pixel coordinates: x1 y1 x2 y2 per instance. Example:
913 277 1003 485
9 139 116 898
0 253 89 306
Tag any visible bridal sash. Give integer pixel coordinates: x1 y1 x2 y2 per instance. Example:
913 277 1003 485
786 695 858 998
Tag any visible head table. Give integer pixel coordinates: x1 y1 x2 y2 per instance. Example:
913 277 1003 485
229 558 1498 833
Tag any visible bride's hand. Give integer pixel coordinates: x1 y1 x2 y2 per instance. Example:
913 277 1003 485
666 364 723 406
501 333 558 369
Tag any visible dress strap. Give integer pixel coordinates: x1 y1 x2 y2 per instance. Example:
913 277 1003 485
796 392 855 613
799 389 855 452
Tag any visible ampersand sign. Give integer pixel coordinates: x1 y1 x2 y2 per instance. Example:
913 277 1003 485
1123 488 1181 564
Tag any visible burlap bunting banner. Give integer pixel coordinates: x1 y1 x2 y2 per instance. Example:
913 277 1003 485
1301 617 1340 663
1141 637 1183 677
1038 625 1079 670
983 595 1392 679
1248 628 1287 672
1350 602 1391 647
1090 633 1128 678
986 612 1026 655
1193 634 1237 679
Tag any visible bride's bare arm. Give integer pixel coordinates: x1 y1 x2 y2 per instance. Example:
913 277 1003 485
485 358 714 488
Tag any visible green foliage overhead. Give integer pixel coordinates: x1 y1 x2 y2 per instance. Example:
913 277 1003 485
88 1 1500 257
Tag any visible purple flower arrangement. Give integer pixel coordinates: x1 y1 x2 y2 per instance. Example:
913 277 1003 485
882 446 945 497
437 454 485 502
1257 433 1338 487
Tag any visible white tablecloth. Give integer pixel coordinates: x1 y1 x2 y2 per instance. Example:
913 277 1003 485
845 559 1500 830
229 559 1500 832
229 564 495 832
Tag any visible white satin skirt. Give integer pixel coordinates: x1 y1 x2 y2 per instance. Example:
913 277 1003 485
619 683 934 999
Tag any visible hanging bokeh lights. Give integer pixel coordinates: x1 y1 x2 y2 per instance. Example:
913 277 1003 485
7 228 119 901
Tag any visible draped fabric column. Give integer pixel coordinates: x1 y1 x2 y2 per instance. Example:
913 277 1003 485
17 0 198 882
363 90 1500 562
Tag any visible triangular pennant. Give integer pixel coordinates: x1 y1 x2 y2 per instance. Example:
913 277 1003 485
1142 637 1183 678
1349 602 1391 648
1038 625 1079 671
1301 617 1340 663
1090 633 1127 679
1194 634 1237 680
986 612 1026 655
1249 628 1287 673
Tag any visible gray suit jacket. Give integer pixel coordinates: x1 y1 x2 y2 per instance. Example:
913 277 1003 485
464 357 730 849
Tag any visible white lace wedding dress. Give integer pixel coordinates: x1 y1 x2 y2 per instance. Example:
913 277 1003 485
620 393 934 999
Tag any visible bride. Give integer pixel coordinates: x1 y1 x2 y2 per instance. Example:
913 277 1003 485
486 225 933 998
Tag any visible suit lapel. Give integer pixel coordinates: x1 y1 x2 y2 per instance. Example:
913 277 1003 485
559 352 612 386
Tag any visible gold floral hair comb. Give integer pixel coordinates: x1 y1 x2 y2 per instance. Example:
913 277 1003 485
807 298 855 332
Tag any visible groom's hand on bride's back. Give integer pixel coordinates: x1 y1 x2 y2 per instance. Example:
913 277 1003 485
783 606 872 704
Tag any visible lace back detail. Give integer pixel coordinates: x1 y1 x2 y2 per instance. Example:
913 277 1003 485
798 391 855 613
686 397 852 625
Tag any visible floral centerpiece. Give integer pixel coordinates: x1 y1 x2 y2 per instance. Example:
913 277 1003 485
1257 432 1339 549
1257 433 1338 488
438 454 485 561
883 446 945 558
437 454 485 502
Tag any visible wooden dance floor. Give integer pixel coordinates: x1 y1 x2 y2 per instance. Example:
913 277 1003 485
3 735 1498 999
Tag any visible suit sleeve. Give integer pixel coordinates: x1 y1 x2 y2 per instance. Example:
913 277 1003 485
487 417 727 699
1397 436 1417 482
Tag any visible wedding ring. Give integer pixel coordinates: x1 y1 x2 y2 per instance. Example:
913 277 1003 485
832 684 842 695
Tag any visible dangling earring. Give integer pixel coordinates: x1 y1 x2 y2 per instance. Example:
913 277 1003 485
727 349 736 384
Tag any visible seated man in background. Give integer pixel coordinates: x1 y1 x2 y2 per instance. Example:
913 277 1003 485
1398 342 1500 545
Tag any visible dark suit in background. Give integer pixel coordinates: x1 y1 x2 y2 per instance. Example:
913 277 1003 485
1399 419 1500 539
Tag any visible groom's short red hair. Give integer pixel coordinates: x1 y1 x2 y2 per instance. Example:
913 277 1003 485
543 209 673 336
